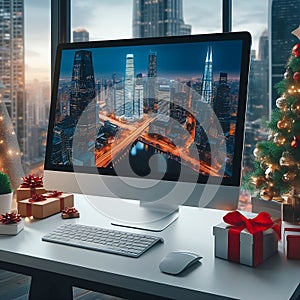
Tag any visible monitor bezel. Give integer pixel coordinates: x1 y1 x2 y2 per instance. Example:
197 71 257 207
44 31 251 188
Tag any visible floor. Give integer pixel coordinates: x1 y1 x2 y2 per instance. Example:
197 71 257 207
0 270 124 300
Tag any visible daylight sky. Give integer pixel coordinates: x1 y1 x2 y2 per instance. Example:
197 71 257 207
24 0 269 82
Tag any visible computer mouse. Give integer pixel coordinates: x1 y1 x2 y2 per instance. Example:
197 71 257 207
159 250 202 275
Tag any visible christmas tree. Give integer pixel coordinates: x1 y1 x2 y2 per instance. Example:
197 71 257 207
245 29 300 201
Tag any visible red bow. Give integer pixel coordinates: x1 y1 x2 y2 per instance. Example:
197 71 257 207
0 212 21 224
62 207 78 215
223 211 281 239
21 175 43 188
29 194 47 203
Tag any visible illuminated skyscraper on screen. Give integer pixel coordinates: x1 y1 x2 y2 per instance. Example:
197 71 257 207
201 46 213 104
132 0 191 38
0 0 25 158
69 50 96 159
70 50 96 124
124 54 135 118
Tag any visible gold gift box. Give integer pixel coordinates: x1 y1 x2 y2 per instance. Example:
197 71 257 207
16 187 47 202
18 193 74 219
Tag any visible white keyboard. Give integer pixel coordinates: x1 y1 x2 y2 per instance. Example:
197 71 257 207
42 223 164 258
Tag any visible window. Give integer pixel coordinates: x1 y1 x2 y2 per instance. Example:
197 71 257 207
24 0 51 175
19 1 276 210
71 1 222 42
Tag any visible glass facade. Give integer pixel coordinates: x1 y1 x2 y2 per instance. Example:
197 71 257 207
0 0 25 159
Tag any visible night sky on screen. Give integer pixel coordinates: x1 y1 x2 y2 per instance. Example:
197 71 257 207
59 40 243 81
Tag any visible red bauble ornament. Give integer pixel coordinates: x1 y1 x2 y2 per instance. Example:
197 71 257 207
293 71 300 82
291 136 298 149
293 43 300 57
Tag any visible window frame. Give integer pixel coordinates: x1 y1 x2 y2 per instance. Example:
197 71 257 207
50 0 232 81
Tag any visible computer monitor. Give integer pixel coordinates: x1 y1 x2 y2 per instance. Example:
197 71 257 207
44 31 251 231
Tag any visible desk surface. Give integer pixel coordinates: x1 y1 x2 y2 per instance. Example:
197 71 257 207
0 195 299 300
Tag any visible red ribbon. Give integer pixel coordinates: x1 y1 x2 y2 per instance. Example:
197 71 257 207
0 212 21 224
26 194 47 216
26 203 32 216
223 211 281 266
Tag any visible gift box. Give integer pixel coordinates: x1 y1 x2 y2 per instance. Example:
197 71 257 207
213 211 280 267
16 187 47 201
282 221 300 260
17 192 74 219
17 175 46 201
0 212 24 235
281 190 300 224
281 203 300 224
61 207 80 219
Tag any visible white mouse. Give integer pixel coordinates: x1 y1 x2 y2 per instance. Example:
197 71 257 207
159 250 202 275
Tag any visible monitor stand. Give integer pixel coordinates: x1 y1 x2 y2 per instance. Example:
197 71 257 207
86 195 179 232
111 208 179 232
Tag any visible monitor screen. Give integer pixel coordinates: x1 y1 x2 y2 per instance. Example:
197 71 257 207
44 32 251 229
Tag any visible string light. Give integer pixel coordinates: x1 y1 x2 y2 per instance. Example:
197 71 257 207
0 86 24 190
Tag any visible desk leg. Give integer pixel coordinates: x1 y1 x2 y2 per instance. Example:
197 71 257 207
29 272 73 300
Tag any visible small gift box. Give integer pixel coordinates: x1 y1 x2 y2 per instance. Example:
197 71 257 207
0 212 24 235
61 207 80 219
281 189 300 224
213 211 280 267
17 175 46 201
282 221 300 260
17 192 74 219
281 202 300 225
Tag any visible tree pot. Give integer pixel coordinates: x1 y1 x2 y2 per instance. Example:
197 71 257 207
0 192 13 214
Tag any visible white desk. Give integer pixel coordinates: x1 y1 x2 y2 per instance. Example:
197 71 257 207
0 194 299 300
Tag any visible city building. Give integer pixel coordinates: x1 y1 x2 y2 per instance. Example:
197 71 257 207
0 0 26 160
243 29 270 170
213 73 231 136
134 73 144 119
132 0 191 38
124 54 135 118
247 30 269 122
145 51 158 113
270 0 300 109
201 46 213 104
73 28 90 42
69 50 96 158
70 50 96 124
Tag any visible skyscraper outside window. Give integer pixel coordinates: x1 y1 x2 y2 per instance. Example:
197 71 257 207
132 0 191 38
270 0 300 109
0 0 25 159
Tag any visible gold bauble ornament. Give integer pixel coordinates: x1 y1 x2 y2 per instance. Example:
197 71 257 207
282 172 297 182
279 151 295 167
291 100 300 115
265 167 273 179
273 132 286 146
260 160 269 170
277 117 293 130
256 176 265 188
276 97 288 110
251 175 265 188
260 188 274 201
